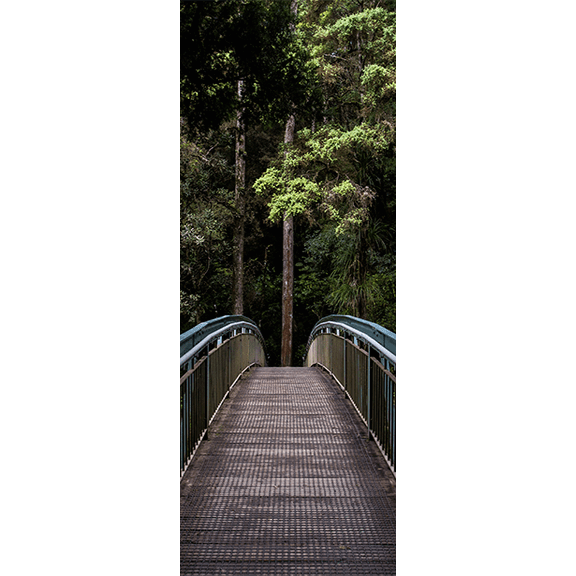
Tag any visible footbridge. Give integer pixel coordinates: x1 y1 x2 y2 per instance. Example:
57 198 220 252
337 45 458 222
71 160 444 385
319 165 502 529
180 315 396 575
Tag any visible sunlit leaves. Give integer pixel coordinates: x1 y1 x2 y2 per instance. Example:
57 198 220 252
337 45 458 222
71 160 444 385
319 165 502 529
255 120 391 231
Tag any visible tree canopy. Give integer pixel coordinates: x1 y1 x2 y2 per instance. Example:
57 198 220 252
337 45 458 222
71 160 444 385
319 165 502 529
181 0 395 365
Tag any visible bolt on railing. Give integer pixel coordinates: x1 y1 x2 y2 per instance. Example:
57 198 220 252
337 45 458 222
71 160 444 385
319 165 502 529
304 315 396 475
180 315 266 477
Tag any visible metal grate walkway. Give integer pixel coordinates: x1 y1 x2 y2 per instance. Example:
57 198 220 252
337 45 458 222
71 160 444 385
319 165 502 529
181 367 396 575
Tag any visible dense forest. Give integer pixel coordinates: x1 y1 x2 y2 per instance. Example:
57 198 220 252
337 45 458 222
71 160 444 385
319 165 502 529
181 0 395 366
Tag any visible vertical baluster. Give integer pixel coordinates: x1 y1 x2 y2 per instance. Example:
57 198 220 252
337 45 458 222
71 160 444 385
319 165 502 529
367 348 371 439
180 383 184 473
392 364 396 469
343 335 347 391
206 346 210 429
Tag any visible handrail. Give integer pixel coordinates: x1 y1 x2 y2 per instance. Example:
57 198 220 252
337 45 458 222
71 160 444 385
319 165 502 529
180 314 262 359
304 314 396 363
180 320 265 366
180 315 266 478
304 315 396 475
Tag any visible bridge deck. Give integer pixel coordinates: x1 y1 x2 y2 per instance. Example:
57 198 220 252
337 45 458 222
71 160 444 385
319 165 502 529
181 367 396 575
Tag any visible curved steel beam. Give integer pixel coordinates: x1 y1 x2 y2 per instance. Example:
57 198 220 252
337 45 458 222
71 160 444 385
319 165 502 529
180 314 261 358
180 319 264 366
306 318 396 364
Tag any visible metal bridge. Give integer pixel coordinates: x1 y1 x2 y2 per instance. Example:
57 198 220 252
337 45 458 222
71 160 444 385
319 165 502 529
180 315 396 575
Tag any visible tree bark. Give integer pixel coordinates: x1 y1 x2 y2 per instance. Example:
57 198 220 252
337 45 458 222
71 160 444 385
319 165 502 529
281 120 296 366
281 212 294 366
232 79 245 315
280 0 298 366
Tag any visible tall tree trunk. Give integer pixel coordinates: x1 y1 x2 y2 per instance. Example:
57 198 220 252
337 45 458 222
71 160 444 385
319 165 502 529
280 160 294 366
281 114 295 366
280 0 298 366
281 217 294 364
232 79 245 315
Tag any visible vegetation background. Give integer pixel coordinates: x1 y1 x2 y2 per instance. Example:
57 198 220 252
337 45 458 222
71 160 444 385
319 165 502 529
181 0 396 365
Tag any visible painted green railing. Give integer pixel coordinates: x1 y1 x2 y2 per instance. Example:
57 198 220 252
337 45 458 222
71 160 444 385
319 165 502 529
304 315 396 474
180 316 266 477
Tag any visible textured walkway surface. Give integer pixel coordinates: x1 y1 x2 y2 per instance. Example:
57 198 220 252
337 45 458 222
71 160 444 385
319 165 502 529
181 367 396 575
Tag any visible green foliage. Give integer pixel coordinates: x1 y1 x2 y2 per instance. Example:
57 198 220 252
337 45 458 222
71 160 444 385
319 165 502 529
255 120 392 233
254 169 322 221
294 221 395 331
255 0 395 240
180 0 396 348
181 0 312 131
180 124 236 330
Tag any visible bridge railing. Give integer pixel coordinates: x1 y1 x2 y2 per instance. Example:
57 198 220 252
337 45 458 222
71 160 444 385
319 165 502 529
304 315 396 475
180 315 266 477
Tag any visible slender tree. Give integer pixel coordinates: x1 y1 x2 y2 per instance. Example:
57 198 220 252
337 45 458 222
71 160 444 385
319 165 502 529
233 79 246 314
281 0 298 366
281 115 295 365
